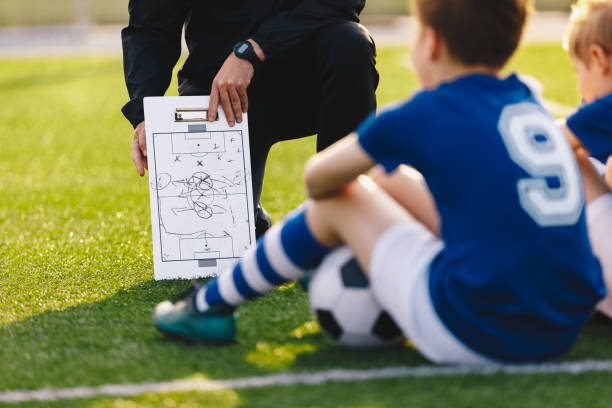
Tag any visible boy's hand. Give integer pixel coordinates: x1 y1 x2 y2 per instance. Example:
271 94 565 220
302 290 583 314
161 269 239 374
132 121 148 176
560 124 591 159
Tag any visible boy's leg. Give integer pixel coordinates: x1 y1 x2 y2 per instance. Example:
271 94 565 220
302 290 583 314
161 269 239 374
578 155 611 203
154 171 438 342
589 193 612 317
153 203 333 342
577 155 612 317
369 165 441 237
307 172 486 363
306 174 430 274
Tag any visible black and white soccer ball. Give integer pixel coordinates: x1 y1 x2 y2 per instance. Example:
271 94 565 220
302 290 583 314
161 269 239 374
308 246 404 348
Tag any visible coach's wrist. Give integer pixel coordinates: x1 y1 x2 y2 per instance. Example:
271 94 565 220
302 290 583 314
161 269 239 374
247 39 266 62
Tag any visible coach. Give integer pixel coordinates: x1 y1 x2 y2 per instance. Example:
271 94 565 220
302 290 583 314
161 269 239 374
121 0 379 236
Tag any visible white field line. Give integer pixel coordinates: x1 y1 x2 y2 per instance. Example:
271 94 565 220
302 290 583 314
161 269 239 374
2 360 612 403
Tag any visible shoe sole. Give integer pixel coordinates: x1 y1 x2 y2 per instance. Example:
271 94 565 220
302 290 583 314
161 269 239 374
155 324 236 345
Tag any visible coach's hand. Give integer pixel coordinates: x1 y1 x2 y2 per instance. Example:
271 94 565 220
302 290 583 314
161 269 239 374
132 120 148 176
208 39 265 126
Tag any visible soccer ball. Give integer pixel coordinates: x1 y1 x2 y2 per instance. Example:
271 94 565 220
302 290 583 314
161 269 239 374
308 246 404 348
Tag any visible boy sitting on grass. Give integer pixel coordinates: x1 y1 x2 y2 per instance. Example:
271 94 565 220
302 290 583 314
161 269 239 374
561 0 612 318
154 0 605 364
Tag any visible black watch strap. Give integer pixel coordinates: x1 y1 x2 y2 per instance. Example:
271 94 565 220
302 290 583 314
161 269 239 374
233 41 261 69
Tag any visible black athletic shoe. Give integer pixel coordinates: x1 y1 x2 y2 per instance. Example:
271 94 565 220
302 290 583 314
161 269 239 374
255 204 272 238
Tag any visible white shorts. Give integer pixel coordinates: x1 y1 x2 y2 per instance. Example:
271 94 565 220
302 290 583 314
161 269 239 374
587 193 612 316
369 220 495 365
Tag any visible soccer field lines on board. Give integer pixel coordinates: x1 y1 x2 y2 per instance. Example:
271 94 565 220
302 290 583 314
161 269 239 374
2 360 612 403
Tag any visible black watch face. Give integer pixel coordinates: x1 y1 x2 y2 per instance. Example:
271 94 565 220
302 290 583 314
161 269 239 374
236 42 249 56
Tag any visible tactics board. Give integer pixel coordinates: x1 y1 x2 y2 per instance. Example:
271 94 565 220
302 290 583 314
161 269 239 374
144 96 255 279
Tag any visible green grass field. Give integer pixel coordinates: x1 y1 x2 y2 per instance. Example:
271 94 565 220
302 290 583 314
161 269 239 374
1 43 612 407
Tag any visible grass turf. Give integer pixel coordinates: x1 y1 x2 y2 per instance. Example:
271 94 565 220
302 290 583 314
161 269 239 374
8 373 612 408
0 43 609 407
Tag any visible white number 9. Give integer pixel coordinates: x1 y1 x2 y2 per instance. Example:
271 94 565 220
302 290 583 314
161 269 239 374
498 103 583 227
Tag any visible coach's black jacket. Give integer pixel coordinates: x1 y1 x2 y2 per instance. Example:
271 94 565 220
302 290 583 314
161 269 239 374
121 0 366 127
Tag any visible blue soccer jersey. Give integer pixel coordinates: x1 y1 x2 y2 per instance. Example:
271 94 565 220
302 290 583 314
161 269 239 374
567 93 612 161
356 73 605 362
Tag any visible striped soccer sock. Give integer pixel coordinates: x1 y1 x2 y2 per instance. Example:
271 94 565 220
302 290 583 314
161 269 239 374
193 206 330 311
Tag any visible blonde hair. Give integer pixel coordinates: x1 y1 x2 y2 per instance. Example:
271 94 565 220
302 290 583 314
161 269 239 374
565 0 612 64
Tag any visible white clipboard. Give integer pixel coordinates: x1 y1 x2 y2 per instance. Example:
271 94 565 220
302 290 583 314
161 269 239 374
144 96 256 280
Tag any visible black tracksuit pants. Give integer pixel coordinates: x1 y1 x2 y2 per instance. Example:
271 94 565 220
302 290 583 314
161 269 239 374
179 21 379 208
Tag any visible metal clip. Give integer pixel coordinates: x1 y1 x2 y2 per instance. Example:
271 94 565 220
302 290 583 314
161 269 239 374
175 108 217 122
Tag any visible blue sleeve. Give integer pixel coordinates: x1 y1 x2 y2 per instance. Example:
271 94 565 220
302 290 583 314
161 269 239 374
356 97 426 173
567 95 612 161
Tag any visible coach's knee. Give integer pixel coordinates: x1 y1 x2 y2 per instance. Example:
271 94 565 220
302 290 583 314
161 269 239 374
316 21 377 79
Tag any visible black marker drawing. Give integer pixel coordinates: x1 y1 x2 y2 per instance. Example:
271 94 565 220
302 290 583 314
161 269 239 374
151 130 253 264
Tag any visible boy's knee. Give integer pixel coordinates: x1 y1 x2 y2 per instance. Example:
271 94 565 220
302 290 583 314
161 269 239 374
368 166 387 183
338 176 379 204
311 176 373 210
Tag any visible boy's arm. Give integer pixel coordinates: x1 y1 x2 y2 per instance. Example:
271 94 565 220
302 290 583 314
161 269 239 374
561 124 610 203
304 133 375 199
557 119 590 158
561 123 591 159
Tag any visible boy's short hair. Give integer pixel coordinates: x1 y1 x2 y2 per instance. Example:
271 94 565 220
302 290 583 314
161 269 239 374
412 0 533 69
565 0 612 64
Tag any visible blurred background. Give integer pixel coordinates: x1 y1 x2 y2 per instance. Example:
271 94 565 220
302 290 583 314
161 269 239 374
0 0 574 56
0 0 574 27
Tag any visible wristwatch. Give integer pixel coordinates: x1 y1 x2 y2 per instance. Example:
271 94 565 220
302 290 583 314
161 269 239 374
233 40 262 69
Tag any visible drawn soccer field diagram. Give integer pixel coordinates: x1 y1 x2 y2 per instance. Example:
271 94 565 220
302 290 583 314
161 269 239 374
152 130 251 263
144 96 255 280
170 132 226 155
